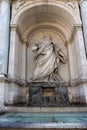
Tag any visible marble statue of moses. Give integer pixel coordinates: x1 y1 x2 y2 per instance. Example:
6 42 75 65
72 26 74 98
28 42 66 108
32 34 67 81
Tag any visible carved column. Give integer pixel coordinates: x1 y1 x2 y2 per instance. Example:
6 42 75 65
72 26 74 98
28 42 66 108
0 0 11 110
8 25 17 79
0 0 11 76
68 41 77 80
80 0 87 55
75 26 87 79
21 39 27 81
73 25 87 103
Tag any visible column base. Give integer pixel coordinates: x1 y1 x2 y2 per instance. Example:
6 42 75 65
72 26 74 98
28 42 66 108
69 78 87 104
0 76 6 111
80 85 87 103
0 76 27 111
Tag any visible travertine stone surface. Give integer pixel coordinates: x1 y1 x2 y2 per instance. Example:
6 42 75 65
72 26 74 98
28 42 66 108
0 85 4 110
80 0 87 55
74 28 87 78
7 0 87 105
5 106 87 113
0 0 87 110
0 0 11 75
0 1 1 12
21 39 27 80
0 80 6 110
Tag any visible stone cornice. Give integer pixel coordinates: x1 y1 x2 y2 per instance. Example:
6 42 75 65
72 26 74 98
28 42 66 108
0 76 27 86
11 24 23 42
69 76 87 87
12 0 81 2
0 75 87 87
10 24 17 31
69 24 82 42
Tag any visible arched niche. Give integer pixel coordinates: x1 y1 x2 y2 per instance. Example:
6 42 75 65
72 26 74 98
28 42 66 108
27 28 69 82
9 1 83 83
7 0 87 105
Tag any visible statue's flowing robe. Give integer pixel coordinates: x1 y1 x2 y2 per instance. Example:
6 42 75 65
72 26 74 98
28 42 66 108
33 40 60 80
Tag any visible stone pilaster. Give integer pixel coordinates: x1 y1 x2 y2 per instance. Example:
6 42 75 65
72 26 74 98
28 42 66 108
0 0 11 110
21 39 27 80
68 41 77 80
80 0 87 55
0 78 5 111
8 24 17 79
0 0 11 75
71 25 87 103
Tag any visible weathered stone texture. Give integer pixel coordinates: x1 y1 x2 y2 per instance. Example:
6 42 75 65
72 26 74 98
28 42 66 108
0 0 87 110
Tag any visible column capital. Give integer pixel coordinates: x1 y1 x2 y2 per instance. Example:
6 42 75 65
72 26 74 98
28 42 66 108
70 24 82 41
22 38 28 44
11 24 18 31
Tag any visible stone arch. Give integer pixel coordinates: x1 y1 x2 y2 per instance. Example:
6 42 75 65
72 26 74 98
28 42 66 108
24 23 68 42
12 1 81 25
11 1 82 45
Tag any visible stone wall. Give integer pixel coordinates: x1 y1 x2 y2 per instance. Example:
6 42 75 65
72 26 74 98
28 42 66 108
0 0 87 110
7 0 87 105
0 1 1 12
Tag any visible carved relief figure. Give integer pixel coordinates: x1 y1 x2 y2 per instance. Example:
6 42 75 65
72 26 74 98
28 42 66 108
32 34 67 82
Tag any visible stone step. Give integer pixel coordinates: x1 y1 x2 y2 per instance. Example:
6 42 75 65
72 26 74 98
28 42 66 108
5 106 87 113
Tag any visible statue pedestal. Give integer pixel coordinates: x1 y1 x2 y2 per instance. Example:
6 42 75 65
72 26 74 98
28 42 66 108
42 87 56 96
27 82 69 107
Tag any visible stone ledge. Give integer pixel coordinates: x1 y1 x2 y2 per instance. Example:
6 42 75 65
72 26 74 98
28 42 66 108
5 106 87 112
0 76 26 86
0 122 86 129
0 75 87 88
69 77 87 87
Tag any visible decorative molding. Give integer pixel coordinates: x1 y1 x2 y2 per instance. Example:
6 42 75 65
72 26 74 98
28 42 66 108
0 75 87 88
0 76 27 86
15 0 26 10
69 75 87 87
10 24 17 31
11 24 23 42
64 0 75 9
42 0 48 3
69 24 82 41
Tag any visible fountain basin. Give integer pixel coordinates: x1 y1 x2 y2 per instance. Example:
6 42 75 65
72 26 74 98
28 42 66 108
0 112 87 129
